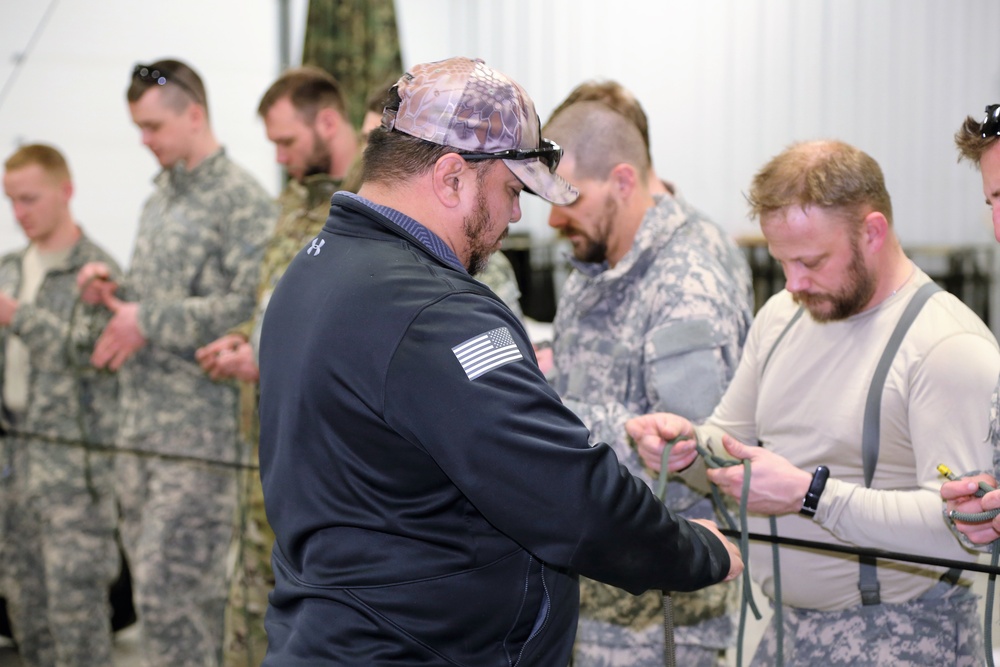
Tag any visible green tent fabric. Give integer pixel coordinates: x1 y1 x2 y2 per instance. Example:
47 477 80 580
302 0 403 128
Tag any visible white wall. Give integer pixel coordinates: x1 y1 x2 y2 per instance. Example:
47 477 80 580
396 0 1000 248
1 1 998 268
0 0 292 267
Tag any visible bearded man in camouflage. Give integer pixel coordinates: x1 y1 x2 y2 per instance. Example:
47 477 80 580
195 65 360 667
543 100 753 667
78 58 275 666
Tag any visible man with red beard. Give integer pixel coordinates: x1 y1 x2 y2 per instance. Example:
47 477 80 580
542 100 753 667
629 139 999 665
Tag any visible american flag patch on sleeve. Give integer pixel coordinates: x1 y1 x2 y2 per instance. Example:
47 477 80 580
452 327 524 380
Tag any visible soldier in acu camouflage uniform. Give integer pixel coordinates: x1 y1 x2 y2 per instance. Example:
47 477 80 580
195 66 359 667
542 100 753 667
78 59 275 667
0 144 121 667
943 108 1000 537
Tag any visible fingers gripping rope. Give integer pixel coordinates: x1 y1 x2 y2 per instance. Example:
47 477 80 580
939 463 999 667
656 434 763 667
939 464 1000 523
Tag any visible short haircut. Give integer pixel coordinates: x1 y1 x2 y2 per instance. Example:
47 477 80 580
954 114 999 167
549 80 652 163
542 100 650 182
361 127 490 185
4 143 71 182
258 66 346 123
747 140 893 226
127 58 209 118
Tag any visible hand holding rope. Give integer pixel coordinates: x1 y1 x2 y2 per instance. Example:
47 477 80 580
939 463 999 667
649 429 763 667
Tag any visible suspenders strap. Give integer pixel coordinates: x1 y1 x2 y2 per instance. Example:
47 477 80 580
859 280 942 605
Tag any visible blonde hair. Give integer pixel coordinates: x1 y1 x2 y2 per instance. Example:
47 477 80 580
4 143 71 183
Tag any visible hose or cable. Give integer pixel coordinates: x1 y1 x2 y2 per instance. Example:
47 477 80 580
656 439 679 667
661 591 676 667
0 0 60 114
4 427 258 471
938 463 998 667
656 434 762 667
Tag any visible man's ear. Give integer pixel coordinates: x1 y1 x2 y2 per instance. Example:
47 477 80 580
186 100 206 129
431 153 471 209
314 107 340 140
60 179 74 203
861 210 889 254
609 162 638 200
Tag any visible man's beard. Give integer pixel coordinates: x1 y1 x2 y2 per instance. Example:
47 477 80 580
569 195 616 264
302 129 333 179
464 185 506 277
792 236 876 322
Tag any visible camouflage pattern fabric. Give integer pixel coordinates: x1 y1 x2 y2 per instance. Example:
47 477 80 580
116 435 238 667
751 582 982 666
476 250 523 322
301 0 402 128
576 616 727 666
549 194 753 666
224 174 337 667
991 375 1000 477
117 149 274 457
0 233 121 667
115 148 274 666
385 57 577 207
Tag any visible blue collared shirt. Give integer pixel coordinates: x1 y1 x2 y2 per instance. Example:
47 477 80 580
341 192 467 273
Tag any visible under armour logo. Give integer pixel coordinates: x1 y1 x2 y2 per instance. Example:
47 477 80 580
307 238 325 256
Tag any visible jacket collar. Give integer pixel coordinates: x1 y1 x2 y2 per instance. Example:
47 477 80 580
336 192 467 273
154 147 228 193
568 194 688 285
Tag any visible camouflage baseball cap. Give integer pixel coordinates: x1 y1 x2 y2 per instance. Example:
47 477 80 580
382 57 578 206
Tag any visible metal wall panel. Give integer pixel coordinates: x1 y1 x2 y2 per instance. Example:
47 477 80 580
396 0 1000 248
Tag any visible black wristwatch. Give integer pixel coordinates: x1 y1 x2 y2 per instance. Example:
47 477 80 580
799 465 829 517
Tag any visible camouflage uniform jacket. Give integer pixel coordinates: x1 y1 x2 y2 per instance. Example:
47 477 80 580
550 194 753 652
0 231 121 447
118 149 275 461
475 250 523 322
233 173 337 348
992 376 1000 478
223 174 337 667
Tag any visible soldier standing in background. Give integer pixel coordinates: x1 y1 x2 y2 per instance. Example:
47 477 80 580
543 100 753 666
77 59 275 666
1 143 121 666
941 106 1000 542
195 66 359 667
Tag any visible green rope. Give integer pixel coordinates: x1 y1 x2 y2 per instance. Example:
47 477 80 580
939 463 998 667
656 434 763 667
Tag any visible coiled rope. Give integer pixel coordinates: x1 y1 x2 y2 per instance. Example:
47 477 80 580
655 433 765 667
939 463 999 667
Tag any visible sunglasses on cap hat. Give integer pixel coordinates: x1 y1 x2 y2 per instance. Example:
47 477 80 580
461 138 564 174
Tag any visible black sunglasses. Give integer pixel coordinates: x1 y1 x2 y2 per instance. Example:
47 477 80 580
132 64 202 105
981 104 1000 138
462 138 563 174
